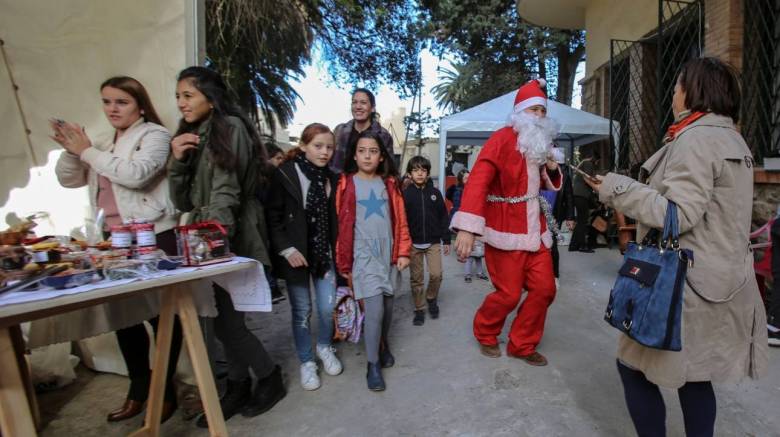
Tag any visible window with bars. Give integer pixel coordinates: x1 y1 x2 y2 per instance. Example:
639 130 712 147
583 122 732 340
742 0 780 164
608 0 702 172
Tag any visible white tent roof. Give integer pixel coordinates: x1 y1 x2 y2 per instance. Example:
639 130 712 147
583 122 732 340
437 90 617 190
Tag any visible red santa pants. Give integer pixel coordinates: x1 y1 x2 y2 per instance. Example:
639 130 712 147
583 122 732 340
473 244 556 356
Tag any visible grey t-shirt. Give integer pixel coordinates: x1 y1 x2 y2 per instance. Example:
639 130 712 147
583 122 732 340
352 176 395 299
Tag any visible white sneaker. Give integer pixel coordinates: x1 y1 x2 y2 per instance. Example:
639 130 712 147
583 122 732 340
300 361 320 391
316 344 343 376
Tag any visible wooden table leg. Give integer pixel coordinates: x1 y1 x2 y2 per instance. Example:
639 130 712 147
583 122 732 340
0 326 37 436
10 324 41 430
176 287 228 437
128 286 177 437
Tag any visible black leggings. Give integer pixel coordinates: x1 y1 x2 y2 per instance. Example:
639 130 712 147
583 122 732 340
617 361 716 437
116 317 182 402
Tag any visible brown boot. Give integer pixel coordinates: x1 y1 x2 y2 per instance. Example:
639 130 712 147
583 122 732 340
107 399 145 422
511 351 548 366
479 343 501 358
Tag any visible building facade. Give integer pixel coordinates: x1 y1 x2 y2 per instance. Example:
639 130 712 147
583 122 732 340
519 0 780 222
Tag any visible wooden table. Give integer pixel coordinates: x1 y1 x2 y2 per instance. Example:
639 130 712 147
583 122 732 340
0 261 254 437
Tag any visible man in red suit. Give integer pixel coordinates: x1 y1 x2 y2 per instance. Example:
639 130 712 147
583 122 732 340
452 79 562 366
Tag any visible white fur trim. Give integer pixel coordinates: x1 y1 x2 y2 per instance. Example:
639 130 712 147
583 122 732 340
450 211 485 235
513 96 547 113
482 227 553 251
537 78 547 88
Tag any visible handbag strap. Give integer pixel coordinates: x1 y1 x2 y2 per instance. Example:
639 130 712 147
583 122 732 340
662 202 680 248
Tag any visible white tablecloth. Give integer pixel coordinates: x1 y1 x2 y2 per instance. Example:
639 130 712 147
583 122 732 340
2 257 271 348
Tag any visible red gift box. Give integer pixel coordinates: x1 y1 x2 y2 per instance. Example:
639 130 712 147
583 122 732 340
175 221 233 266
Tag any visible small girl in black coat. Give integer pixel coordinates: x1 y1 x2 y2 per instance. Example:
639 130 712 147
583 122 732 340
266 123 342 391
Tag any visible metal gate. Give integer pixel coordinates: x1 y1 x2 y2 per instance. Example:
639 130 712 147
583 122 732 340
742 0 780 164
609 0 702 172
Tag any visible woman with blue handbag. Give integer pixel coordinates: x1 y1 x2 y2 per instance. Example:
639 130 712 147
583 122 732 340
587 57 768 437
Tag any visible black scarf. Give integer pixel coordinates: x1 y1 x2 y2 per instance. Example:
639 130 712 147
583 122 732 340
295 153 332 278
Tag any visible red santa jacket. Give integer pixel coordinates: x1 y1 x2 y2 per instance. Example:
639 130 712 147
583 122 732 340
450 126 562 252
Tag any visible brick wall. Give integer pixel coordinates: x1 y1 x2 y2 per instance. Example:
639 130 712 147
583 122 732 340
703 0 744 70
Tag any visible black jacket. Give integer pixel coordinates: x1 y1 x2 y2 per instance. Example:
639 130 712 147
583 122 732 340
553 164 576 224
402 179 451 245
266 160 338 284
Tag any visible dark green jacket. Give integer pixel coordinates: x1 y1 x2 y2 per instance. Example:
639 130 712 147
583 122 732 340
168 115 270 266
573 158 595 199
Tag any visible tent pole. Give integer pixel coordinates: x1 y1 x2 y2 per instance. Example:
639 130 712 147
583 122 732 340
437 130 447 194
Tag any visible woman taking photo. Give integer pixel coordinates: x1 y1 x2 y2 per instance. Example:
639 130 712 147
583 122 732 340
52 76 182 423
168 66 285 428
267 123 342 391
587 57 768 437
331 88 394 173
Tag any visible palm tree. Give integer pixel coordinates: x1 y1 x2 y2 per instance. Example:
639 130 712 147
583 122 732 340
206 0 316 133
430 62 479 114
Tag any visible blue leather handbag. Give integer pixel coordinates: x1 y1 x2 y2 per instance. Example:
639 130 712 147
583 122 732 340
604 202 693 351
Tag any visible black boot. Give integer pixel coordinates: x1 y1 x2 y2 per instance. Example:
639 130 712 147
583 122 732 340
242 365 286 417
196 377 251 428
413 310 425 326
427 298 440 319
379 338 395 368
366 362 385 391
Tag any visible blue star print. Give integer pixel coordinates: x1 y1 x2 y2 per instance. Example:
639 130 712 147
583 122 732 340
358 189 387 220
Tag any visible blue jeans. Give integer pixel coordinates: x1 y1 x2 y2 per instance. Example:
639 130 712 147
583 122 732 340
286 268 337 363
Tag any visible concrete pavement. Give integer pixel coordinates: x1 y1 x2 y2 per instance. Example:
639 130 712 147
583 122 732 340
38 247 780 436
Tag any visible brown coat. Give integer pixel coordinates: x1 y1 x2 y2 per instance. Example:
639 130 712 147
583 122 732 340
599 113 768 388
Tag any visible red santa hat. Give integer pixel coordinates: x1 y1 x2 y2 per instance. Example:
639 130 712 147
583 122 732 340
513 78 548 113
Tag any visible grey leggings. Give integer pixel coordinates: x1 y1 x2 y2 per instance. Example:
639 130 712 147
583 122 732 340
362 294 394 364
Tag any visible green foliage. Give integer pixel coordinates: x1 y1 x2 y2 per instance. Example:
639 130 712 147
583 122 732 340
423 0 585 112
206 0 316 132
314 1 429 98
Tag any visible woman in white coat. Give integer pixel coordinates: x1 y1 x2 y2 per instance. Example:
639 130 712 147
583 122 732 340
51 76 181 423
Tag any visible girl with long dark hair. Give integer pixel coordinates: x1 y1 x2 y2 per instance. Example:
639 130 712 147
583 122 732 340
168 66 284 428
335 130 411 391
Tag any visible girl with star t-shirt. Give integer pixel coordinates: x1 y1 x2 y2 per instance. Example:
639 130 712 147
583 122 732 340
335 130 411 391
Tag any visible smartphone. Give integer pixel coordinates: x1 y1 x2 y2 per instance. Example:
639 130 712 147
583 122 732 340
572 165 599 182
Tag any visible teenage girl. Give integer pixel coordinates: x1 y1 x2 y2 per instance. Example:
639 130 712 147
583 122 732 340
168 66 285 427
266 123 342 391
335 130 411 391
52 76 181 423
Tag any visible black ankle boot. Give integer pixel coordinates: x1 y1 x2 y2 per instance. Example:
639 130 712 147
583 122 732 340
379 339 395 368
242 365 286 417
427 298 439 319
366 362 385 391
196 377 251 428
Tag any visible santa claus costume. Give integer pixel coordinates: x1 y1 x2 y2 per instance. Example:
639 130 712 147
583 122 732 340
451 79 562 365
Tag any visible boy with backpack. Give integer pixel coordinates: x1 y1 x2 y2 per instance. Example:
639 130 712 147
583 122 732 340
402 156 451 325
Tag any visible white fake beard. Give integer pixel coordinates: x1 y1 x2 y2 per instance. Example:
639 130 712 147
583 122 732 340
507 111 559 165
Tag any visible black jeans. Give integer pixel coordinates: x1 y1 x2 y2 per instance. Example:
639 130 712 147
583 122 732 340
570 196 593 250
617 360 716 437
213 284 275 381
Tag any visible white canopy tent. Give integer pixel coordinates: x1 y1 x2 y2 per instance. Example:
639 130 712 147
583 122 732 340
437 90 618 191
